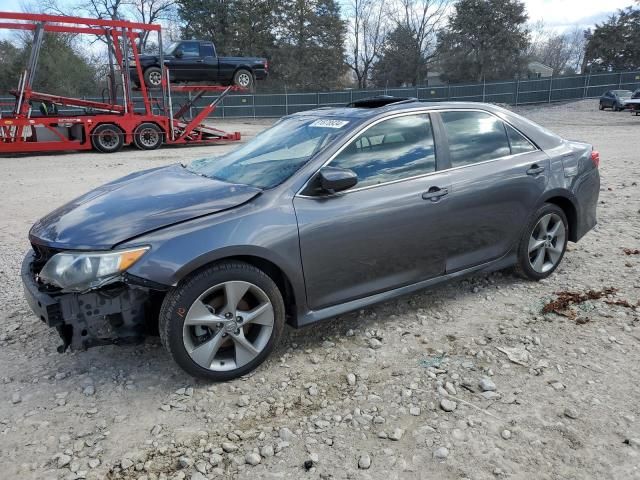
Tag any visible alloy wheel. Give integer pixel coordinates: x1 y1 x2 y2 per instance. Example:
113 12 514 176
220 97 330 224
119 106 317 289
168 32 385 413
528 213 566 273
237 73 251 87
182 281 274 372
149 71 162 86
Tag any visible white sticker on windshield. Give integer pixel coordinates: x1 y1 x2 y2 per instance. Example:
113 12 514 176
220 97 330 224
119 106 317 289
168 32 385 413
309 119 349 128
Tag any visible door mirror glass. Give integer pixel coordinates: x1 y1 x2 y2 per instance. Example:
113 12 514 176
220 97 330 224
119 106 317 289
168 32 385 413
174 48 183 58
318 167 358 193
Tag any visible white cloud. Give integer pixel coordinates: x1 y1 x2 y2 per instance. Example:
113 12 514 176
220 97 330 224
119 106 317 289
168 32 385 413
525 0 632 31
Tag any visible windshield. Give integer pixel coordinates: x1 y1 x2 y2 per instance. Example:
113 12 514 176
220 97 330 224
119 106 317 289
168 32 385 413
187 116 350 188
613 90 632 98
164 42 179 55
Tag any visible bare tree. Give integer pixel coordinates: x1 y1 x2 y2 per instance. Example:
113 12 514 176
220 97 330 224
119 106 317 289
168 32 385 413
391 0 450 84
346 0 387 89
530 26 587 75
128 0 176 50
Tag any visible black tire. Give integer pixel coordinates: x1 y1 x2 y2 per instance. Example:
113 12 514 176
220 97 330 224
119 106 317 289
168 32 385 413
143 66 163 89
514 203 568 281
598 102 604 111
614 101 622 112
133 122 163 150
233 68 255 90
159 261 285 381
91 124 124 153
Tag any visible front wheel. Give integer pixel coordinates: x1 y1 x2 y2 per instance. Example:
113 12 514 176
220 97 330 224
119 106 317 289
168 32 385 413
598 102 604 111
143 66 163 89
159 262 285 381
515 203 568 281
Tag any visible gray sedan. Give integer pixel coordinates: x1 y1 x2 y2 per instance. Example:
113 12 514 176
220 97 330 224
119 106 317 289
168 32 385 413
22 97 600 380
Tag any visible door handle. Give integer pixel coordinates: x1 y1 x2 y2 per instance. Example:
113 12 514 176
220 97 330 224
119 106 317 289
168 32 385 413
526 164 545 176
422 186 449 201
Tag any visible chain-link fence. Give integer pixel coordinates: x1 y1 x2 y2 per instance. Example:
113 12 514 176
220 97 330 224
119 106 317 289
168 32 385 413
3 70 640 119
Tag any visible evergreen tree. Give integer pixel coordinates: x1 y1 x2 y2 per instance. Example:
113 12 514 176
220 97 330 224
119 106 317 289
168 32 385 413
0 34 97 98
436 0 530 83
371 25 425 87
583 7 640 72
273 0 346 89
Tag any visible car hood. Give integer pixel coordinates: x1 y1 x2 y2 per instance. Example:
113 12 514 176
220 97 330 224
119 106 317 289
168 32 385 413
29 164 262 250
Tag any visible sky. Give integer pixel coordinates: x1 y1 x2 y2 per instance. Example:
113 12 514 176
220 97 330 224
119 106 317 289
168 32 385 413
0 0 634 33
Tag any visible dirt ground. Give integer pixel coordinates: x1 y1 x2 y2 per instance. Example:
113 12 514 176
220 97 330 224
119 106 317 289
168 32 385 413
0 101 639 480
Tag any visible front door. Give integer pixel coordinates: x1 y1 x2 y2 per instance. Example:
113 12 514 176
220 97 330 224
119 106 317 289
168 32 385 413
171 41 204 81
434 110 550 272
294 113 450 310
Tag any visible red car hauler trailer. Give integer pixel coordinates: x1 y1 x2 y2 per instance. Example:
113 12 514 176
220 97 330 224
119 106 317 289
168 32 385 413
0 12 243 154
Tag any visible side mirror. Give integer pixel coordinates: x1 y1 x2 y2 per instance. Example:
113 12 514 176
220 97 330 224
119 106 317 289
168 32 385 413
174 48 183 58
318 166 357 193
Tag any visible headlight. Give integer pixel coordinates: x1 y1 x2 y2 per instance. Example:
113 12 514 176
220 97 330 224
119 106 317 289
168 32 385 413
129 61 137 67
38 246 149 291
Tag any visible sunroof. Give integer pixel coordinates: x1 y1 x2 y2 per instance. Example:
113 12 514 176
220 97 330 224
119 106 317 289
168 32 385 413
346 95 418 108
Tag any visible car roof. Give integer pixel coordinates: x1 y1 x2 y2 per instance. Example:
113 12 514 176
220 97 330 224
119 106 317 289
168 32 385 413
288 97 564 151
289 99 515 120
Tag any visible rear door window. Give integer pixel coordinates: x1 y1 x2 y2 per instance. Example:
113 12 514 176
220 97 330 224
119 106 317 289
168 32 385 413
440 111 511 167
330 114 436 188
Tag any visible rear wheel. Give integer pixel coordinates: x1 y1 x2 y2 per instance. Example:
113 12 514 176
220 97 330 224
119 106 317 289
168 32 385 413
91 124 124 153
159 262 285 381
143 66 163 89
233 69 254 90
515 203 568 281
598 102 604 111
133 123 163 150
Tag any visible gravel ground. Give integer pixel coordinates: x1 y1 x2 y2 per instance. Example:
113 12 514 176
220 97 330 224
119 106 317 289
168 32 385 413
0 101 639 480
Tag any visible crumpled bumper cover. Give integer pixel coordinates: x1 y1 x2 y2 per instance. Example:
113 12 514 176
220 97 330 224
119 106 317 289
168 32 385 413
21 250 154 351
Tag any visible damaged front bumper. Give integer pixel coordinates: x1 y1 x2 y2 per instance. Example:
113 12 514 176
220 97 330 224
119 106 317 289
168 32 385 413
21 250 164 351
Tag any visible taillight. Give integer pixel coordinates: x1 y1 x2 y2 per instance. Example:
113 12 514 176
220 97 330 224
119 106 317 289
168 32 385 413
591 150 600 168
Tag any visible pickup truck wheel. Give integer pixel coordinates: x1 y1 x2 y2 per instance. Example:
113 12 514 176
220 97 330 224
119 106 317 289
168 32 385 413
233 69 254 90
133 123 163 150
159 261 285 381
144 66 163 89
91 124 124 153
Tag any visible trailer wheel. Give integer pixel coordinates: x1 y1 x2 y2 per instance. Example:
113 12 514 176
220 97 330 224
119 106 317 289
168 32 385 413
134 123 163 150
91 124 124 153
144 66 163 89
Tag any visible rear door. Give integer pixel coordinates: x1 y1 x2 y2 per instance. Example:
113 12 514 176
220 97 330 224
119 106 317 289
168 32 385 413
294 113 450 310
434 110 550 272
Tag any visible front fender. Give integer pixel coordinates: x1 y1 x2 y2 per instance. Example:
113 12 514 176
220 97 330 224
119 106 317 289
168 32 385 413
120 197 307 309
